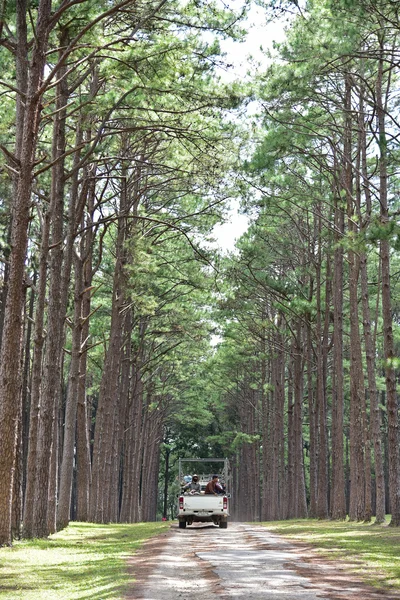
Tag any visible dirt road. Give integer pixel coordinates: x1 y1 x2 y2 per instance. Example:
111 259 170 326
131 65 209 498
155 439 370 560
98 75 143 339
126 522 399 600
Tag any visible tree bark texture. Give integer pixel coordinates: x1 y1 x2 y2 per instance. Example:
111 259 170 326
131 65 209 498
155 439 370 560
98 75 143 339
358 86 386 523
23 213 50 537
0 0 52 546
32 43 68 537
330 184 346 520
75 172 95 522
344 74 366 520
315 209 329 519
90 174 129 523
376 36 400 526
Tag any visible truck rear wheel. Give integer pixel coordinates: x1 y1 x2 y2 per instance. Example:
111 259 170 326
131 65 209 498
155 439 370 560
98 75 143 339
178 520 187 529
219 520 228 529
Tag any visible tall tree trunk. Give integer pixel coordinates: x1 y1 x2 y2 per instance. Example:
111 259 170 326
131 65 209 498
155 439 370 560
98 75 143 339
12 284 28 539
162 445 171 520
269 322 285 520
330 175 346 519
344 84 366 520
23 213 50 537
345 73 366 521
90 174 128 523
287 355 295 517
359 95 386 522
355 92 372 522
120 360 140 523
376 33 400 526
347 240 366 522
21 272 36 524
293 322 308 517
306 279 318 518
130 371 145 522
0 0 29 350
12 401 23 541
237 384 260 521
75 170 95 523
260 324 270 521
315 208 328 519
47 402 59 535
57 252 84 530
0 0 52 546
32 40 68 537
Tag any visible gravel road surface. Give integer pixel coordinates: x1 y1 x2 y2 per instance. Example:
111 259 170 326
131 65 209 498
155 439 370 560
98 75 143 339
126 522 399 600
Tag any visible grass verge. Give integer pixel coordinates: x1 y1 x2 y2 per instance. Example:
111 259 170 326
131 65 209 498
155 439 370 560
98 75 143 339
261 517 400 592
0 521 170 600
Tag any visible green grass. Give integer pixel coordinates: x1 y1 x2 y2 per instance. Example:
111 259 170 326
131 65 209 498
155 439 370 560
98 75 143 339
261 517 400 591
0 521 169 600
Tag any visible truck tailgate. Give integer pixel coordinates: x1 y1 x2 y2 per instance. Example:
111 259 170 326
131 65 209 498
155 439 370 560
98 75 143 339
183 495 225 511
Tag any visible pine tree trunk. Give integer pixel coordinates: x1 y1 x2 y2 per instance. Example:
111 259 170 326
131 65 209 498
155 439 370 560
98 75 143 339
162 445 171 520
131 369 145 522
307 310 317 518
347 244 366 521
276 326 285 520
287 355 295 517
32 43 68 537
120 364 137 522
347 247 366 521
361 247 385 522
12 312 25 541
75 175 95 522
0 0 52 546
57 252 84 530
293 323 307 518
269 325 285 520
141 403 163 522
21 272 36 509
47 406 59 534
376 36 400 526
340 72 365 522
315 209 328 519
358 88 386 522
354 98 372 522
75 344 92 521
331 185 346 519
90 175 128 522
23 213 50 538
260 330 270 521
12 421 23 541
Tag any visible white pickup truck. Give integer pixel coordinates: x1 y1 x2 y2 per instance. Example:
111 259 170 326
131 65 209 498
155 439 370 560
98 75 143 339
177 458 231 529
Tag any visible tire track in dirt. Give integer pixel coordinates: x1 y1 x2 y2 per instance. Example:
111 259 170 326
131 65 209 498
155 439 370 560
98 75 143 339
125 523 400 600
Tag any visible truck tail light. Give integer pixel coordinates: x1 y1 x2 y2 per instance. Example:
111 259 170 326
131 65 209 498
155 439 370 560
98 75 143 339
179 496 184 510
223 496 228 510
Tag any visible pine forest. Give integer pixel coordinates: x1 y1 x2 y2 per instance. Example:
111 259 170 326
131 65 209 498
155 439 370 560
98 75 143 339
1 0 400 546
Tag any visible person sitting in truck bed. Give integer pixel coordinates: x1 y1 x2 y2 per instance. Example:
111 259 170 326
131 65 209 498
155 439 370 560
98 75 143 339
204 475 224 495
216 480 226 494
183 474 201 494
